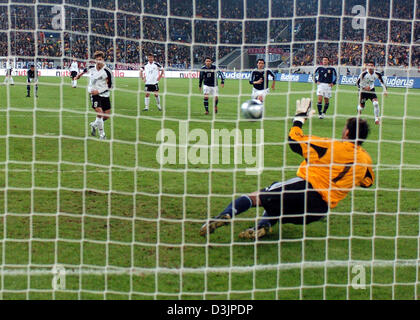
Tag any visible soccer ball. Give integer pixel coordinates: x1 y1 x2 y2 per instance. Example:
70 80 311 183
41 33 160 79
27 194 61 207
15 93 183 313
241 99 264 119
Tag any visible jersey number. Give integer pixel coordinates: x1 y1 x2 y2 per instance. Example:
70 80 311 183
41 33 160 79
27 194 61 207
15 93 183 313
332 163 353 183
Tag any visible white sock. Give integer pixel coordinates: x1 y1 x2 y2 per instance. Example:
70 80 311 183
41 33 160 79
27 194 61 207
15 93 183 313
357 105 363 113
155 96 160 107
145 97 150 109
373 101 380 119
10 77 14 84
94 116 101 126
97 118 104 135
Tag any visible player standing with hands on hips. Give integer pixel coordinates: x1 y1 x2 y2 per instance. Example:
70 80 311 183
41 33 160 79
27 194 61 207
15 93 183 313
140 53 164 111
314 57 337 119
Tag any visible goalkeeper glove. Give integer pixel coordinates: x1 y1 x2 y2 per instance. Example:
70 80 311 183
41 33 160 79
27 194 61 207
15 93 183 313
293 98 314 124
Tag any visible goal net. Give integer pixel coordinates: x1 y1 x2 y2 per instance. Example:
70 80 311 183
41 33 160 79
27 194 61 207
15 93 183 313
0 0 419 300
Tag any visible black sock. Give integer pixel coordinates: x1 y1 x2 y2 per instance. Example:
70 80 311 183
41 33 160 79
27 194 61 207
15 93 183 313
317 103 322 115
204 98 209 112
27 86 30 95
323 103 329 114
215 98 218 106
220 195 253 218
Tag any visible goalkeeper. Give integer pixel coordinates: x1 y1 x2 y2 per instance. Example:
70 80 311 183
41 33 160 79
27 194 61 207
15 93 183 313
200 98 375 239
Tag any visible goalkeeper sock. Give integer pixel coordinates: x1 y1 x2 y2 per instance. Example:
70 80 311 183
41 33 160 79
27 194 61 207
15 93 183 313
373 101 380 119
258 211 278 228
317 103 322 115
323 103 329 114
220 195 253 218
204 97 209 112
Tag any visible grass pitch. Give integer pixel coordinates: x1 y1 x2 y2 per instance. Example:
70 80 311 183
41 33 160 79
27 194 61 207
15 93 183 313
0 75 419 300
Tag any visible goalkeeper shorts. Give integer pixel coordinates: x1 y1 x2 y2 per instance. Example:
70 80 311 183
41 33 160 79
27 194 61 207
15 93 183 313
258 177 328 225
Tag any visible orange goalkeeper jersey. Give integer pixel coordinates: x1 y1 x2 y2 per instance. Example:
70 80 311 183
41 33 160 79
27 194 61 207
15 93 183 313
288 124 374 208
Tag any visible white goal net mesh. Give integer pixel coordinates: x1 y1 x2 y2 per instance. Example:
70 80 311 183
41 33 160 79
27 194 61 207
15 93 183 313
0 0 419 300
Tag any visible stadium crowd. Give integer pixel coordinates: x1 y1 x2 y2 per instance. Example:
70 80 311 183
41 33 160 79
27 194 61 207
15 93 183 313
0 0 417 70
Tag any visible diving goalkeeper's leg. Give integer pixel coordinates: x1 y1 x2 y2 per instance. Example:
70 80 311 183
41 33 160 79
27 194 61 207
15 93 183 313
199 195 254 236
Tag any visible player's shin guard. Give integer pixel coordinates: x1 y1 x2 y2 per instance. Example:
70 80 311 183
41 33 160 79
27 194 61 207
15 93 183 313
317 103 322 115
155 96 161 110
97 118 104 136
220 195 253 218
323 103 329 114
373 101 380 119
204 97 209 112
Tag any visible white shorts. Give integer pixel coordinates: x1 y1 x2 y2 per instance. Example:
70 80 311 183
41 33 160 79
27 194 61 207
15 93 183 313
317 83 332 98
252 88 269 100
203 85 218 96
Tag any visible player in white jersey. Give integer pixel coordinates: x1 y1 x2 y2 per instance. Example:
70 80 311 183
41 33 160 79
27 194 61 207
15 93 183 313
3 58 14 85
75 51 113 140
356 61 388 125
69 58 79 88
140 54 164 111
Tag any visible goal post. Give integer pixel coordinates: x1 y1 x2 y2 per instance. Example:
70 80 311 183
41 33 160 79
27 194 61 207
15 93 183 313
0 0 419 300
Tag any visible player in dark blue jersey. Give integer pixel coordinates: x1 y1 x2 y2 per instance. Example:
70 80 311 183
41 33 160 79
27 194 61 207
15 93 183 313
199 57 225 115
26 65 38 98
249 59 276 103
314 57 337 119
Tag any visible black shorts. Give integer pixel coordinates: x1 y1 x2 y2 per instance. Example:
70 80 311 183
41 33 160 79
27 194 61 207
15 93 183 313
360 88 377 104
6 69 12 76
145 84 159 92
259 177 328 225
70 71 78 79
91 95 111 112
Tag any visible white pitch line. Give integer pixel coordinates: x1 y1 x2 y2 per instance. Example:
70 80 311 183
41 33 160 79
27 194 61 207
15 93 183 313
0 260 419 276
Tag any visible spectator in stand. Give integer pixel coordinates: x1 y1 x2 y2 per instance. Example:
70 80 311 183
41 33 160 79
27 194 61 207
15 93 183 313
117 13 141 40
272 0 293 17
195 0 218 18
90 9 115 37
65 7 89 33
143 16 166 42
144 0 167 15
169 18 192 43
195 20 217 44
118 0 142 14
170 0 193 17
